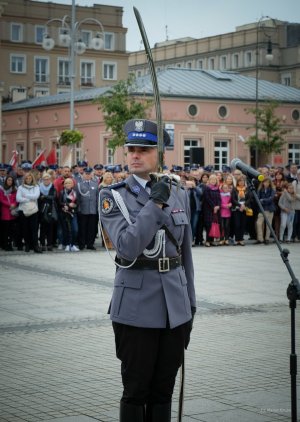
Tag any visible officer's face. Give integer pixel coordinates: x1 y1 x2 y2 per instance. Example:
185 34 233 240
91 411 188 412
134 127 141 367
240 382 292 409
127 146 158 178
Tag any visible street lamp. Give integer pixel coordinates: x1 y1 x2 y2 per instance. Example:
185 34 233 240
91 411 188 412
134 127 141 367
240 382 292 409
42 0 104 132
254 16 276 168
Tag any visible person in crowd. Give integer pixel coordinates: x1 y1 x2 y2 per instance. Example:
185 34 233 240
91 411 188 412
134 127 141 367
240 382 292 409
58 178 79 252
215 171 224 188
286 163 299 183
232 169 243 187
291 169 300 242
194 172 209 245
38 172 57 251
0 176 18 250
255 177 276 245
202 173 221 247
14 165 25 187
273 171 286 238
54 166 76 249
16 171 41 253
73 160 88 182
278 183 296 243
99 119 196 421
77 167 99 250
185 176 203 246
99 171 114 190
223 173 235 192
93 164 105 184
231 176 252 246
219 183 232 245
0 164 7 187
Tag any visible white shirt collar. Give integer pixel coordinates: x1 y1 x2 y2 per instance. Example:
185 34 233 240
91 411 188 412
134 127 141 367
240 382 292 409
132 174 149 190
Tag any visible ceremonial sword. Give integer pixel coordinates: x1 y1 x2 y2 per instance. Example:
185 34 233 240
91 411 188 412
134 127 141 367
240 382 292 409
133 8 185 421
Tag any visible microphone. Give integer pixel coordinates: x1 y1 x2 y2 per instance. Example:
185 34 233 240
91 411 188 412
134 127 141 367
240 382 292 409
231 158 264 182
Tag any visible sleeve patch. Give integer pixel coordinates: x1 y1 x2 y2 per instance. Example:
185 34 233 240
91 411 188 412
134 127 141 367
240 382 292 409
101 197 114 214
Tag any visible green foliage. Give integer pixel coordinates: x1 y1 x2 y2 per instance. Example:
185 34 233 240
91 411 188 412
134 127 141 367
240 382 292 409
94 74 153 152
59 129 84 146
245 101 289 154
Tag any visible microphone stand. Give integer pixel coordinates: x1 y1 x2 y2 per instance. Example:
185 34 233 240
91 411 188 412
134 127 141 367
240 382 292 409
247 177 300 422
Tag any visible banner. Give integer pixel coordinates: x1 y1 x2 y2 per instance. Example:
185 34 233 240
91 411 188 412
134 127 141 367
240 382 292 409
46 147 57 166
9 150 19 169
32 149 47 168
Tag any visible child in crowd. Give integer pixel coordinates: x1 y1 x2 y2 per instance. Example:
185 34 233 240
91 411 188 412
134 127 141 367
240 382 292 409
278 183 296 243
220 183 232 245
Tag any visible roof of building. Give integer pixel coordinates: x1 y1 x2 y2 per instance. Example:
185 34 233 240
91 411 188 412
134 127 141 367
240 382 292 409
3 68 300 112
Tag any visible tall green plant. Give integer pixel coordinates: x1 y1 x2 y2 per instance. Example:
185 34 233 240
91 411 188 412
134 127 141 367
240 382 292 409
94 74 153 152
245 101 289 154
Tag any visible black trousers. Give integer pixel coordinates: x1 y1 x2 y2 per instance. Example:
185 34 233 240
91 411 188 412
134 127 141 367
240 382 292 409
112 321 189 406
78 214 97 248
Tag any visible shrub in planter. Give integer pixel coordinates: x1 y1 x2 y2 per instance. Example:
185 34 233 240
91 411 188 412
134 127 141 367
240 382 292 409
59 129 84 146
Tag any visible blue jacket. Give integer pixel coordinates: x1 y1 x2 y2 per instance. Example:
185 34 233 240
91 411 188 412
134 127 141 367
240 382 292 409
257 187 276 212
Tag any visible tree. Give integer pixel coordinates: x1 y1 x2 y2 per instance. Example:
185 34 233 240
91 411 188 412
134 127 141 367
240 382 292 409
245 101 289 155
94 74 153 152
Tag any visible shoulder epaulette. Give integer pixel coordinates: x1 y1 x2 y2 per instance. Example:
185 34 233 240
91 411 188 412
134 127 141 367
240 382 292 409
107 181 126 190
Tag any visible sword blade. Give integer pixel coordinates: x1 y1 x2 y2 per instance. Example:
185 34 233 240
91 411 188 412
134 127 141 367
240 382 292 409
133 7 164 173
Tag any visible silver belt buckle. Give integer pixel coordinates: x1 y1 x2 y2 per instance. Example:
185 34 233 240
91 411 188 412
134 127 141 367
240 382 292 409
158 257 170 272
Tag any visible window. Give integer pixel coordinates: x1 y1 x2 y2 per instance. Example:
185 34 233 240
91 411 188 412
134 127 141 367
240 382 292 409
34 88 49 97
107 147 114 164
81 30 92 48
197 60 203 69
233 54 239 69
103 62 117 80
221 56 227 70
16 144 25 162
55 142 61 165
75 144 82 164
188 104 198 117
209 58 215 70
58 59 71 85
214 140 229 170
165 124 174 150
11 23 23 42
292 109 300 121
35 26 45 44
288 143 300 165
184 139 200 166
10 54 26 73
281 73 291 86
104 33 115 50
81 61 95 85
186 62 192 69
35 57 49 83
245 51 252 67
218 105 228 119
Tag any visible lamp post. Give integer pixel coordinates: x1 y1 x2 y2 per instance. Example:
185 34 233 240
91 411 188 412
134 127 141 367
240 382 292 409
254 16 275 168
42 0 104 132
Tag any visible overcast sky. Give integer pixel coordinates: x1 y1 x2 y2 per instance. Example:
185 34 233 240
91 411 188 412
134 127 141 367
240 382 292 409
36 0 300 52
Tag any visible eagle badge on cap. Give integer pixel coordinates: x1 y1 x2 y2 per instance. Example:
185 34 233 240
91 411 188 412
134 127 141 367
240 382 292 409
101 197 114 214
134 120 144 132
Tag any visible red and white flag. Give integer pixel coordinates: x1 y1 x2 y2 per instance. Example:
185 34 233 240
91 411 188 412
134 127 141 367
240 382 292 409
46 147 57 166
9 150 19 169
32 149 47 168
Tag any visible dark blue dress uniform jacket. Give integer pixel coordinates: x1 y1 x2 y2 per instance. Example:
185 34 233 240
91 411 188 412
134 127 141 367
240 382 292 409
99 175 196 329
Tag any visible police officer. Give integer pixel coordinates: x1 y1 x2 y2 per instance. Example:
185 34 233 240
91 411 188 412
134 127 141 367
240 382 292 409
77 166 99 250
99 119 196 422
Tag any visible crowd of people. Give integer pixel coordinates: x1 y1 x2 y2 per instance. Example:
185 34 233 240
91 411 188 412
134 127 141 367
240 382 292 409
0 160 299 253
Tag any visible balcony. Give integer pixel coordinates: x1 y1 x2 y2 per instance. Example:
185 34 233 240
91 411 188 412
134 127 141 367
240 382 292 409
57 78 71 86
80 78 95 87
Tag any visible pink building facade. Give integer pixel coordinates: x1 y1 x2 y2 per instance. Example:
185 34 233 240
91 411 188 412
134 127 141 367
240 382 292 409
2 69 300 169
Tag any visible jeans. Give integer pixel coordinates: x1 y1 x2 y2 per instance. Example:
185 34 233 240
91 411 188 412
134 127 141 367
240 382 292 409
280 211 295 241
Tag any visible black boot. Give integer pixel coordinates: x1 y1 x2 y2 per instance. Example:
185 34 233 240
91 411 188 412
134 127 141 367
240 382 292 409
145 402 171 422
120 401 145 422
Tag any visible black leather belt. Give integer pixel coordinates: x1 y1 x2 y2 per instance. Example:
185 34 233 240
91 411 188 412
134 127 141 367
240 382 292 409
115 256 182 272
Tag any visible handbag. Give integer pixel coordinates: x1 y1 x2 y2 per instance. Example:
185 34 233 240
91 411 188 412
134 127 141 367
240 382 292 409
245 207 253 217
22 201 38 217
209 218 221 238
